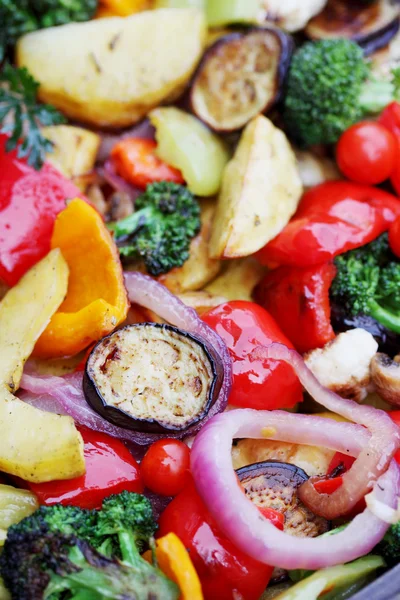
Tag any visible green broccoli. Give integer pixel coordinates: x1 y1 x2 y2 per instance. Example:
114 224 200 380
283 39 400 147
0 494 180 600
109 181 201 276
375 521 400 566
330 233 400 334
0 0 97 61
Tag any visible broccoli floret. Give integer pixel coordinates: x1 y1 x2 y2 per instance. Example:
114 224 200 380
0 0 97 61
331 234 400 334
109 181 201 276
283 39 400 146
0 495 179 600
375 522 400 566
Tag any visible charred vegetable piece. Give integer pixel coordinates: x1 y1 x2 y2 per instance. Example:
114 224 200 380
370 352 400 406
189 28 293 132
84 323 222 433
236 461 329 538
306 0 400 56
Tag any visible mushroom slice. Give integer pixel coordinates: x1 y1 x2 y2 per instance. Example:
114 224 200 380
189 28 293 132
370 352 400 406
84 323 222 433
306 0 400 55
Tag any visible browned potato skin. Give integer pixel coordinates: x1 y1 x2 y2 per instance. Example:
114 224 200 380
158 199 222 294
205 257 267 302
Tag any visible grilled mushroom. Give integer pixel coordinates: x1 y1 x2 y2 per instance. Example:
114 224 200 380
83 323 222 433
370 352 400 406
189 28 293 132
306 0 400 55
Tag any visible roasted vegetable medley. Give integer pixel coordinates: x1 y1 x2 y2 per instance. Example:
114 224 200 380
1 1 400 599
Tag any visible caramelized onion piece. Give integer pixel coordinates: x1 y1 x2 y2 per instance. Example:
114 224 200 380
190 28 293 132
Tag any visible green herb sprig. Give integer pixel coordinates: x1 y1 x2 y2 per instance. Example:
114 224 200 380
0 64 66 170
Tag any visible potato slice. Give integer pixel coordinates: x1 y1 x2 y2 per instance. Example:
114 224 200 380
17 9 206 127
205 257 267 302
209 115 303 259
0 249 68 392
158 199 222 293
43 125 100 189
178 291 227 314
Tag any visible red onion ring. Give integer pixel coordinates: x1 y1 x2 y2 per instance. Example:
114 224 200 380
252 344 400 519
20 273 231 446
191 406 400 570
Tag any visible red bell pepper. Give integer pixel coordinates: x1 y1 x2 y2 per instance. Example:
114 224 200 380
313 476 343 495
202 301 302 410
254 263 336 354
158 481 283 600
0 135 86 286
256 181 400 268
389 411 400 464
328 452 356 475
27 427 143 509
111 138 184 189
379 102 400 196
389 216 400 259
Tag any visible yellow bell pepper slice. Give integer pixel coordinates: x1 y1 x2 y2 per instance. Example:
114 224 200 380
97 0 152 17
34 199 128 358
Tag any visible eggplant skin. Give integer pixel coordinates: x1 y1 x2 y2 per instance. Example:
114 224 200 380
306 0 400 56
83 323 222 434
189 28 294 133
236 461 330 538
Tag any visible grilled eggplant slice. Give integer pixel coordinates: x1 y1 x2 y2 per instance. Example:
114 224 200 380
189 28 293 132
236 461 330 538
306 0 400 55
83 323 222 433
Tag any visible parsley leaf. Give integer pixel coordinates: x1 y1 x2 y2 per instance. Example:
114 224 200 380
0 64 66 170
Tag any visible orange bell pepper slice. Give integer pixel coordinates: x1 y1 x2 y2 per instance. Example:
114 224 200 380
143 533 203 600
34 199 128 358
96 0 152 17
111 138 184 189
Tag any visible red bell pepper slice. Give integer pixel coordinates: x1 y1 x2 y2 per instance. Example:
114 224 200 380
324 452 365 517
254 263 337 354
389 411 400 465
0 134 85 286
27 427 143 509
257 181 400 268
111 138 184 189
314 476 343 495
328 452 356 475
379 102 400 196
158 481 283 600
389 216 400 259
202 301 302 410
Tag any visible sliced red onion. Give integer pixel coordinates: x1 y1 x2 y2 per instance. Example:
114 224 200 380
97 119 156 163
99 161 143 203
191 406 400 570
123 271 232 437
251 344 400 519
20 273 231 446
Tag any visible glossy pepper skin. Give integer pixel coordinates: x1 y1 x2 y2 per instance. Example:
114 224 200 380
27 427 143 509
389 216 400 259
257 181 400 268
202 301 302 410
379 102 400 196
0 135 84 286
254 263 336 354
158 482 283 600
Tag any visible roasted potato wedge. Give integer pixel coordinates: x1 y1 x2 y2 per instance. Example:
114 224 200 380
17 9 206 127
178 291 227 314
205 257 267 302
209 115 302 259
0 249 68 392
43 125 100 190
158 199 222 293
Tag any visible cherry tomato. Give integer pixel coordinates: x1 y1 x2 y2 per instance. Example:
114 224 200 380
202 301 302 410
389 216 400 258
141 439 190 497
336 121 397 185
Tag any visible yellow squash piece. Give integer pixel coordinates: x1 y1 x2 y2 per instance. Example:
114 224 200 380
0 249 68 391
209 115 303 259
0 484 39 545
0 250 85 482
34 198 129 359
17 9 206 128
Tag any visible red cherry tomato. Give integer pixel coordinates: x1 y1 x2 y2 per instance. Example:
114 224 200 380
202 301 302 410
141 439 190 497
336 121 397 185
389 216 400 258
